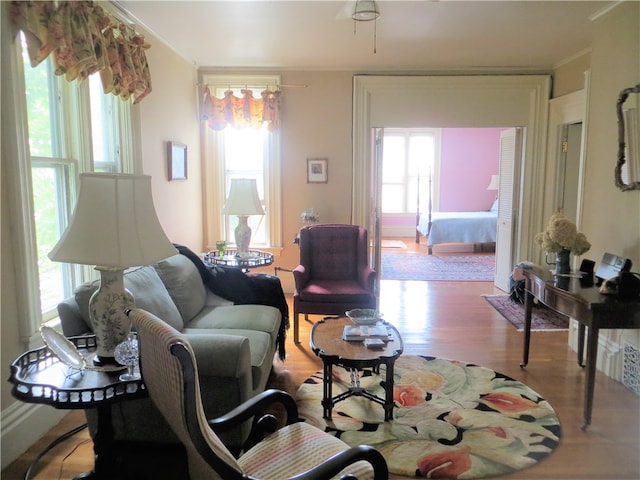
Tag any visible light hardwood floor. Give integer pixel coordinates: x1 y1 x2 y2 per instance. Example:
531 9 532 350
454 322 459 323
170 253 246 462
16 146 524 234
3 239 639 479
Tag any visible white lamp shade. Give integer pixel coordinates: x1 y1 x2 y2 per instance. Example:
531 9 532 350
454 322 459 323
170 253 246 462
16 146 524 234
49 173 177 268
486 174 499 191
222 179 265 216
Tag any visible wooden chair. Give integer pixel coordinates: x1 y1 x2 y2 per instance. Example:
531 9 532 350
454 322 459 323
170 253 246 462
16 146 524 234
130 308 388 480
293 224 377 343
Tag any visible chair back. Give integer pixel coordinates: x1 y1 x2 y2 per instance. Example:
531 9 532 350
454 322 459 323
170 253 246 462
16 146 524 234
299 224 369 281
130 308 243 480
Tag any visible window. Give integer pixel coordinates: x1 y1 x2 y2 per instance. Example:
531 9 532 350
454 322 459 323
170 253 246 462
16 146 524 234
382 128 441 214
201 74 282 250
19 34 137 325
222 120 269 246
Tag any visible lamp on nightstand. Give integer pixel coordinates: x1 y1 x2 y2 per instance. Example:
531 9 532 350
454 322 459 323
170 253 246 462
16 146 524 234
222 178 265 258
486 174 499 191
48 173 177 365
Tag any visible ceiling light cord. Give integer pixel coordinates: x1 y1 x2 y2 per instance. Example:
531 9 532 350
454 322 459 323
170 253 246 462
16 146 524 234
352 0 380 54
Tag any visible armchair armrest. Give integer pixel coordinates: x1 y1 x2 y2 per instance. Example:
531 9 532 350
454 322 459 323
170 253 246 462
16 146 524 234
209 388 298 430
208 388 299 451
359 266 376 293
292 265 309 290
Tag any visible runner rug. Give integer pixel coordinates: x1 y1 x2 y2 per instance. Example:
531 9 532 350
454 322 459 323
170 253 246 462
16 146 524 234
296 355 561 479
381 254 495 281
483 295 570 331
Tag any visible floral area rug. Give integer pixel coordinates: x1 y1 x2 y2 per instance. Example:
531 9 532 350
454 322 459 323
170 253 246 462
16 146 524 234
381 254 495 281
296 355 561 479
483 295 569 331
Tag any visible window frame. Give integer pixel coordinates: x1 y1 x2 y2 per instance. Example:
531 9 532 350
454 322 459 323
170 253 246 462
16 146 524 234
200 73 282 251
7 32 140 347
382 128 442 215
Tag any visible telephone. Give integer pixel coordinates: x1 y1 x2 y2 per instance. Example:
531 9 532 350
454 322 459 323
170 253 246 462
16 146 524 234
595 253 632 284
595 253 639 297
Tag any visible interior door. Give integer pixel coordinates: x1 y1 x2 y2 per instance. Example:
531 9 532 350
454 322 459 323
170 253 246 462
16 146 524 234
494 127 523 292
556 122 582 222
370 128 383 303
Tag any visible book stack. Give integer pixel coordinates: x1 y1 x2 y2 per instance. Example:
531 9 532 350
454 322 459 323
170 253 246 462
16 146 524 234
342 324 390 342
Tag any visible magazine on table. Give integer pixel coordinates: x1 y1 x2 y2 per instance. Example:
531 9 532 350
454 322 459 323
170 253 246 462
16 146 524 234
342 324 390 341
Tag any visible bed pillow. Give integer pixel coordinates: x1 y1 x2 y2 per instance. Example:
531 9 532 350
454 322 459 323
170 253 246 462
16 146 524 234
490 199 499 212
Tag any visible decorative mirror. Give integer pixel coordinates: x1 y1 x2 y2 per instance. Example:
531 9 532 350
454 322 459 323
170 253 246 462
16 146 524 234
615 84 640 191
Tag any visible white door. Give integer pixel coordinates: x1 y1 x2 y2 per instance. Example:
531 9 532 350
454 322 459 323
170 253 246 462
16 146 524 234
370 128 384 303
494 127 524 292
556 122 582 222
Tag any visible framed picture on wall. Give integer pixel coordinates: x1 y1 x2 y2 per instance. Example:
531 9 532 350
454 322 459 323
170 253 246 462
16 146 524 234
167 141 187 181
307 158 328 183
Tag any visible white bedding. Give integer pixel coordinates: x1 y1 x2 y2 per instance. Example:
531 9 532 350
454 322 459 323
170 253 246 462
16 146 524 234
417 211 498 247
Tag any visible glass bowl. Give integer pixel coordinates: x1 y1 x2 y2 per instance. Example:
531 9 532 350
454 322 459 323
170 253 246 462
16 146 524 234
345 309 383 325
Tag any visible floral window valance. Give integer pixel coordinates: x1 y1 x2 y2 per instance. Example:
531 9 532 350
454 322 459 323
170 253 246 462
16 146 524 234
9 1 152 104
201 87 281 131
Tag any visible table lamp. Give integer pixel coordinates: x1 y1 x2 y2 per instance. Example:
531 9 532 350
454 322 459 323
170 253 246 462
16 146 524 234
486 174 499 191
222 178 265 258
48 173 177 365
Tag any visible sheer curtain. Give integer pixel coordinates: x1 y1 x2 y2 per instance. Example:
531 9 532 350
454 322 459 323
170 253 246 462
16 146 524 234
199 84 282 250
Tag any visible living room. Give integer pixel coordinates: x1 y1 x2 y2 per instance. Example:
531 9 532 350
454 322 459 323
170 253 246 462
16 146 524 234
2 1 639 477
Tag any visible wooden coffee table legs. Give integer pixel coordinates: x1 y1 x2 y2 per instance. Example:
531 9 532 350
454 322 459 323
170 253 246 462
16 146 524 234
320 360 396 421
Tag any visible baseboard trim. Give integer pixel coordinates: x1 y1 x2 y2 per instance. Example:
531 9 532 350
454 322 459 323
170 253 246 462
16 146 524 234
567 318 624 381
1 401 68 469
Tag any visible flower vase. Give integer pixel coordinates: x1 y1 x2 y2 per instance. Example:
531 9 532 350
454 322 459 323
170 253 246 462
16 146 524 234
555 249 571 275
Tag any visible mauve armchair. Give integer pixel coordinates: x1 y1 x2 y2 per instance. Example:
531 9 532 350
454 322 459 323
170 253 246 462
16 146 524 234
293 224 377 344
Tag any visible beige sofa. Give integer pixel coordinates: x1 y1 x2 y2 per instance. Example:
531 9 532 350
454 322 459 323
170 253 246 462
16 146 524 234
57 252 282 450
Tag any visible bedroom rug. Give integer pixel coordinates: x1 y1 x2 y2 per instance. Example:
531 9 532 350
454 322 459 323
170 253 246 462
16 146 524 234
381 253 495 281
483 295 570 331
296 355 561 479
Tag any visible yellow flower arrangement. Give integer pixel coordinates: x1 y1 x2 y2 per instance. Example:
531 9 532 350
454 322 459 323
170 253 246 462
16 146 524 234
534 210 591 255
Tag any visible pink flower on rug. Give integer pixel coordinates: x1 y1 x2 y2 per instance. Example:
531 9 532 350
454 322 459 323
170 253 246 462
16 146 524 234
480 392 539 414
394 384 427 406
399 370 445 391
417 446 472 478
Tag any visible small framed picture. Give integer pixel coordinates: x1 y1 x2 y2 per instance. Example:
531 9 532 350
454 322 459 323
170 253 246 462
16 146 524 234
167 141 187 181
307 158 328 183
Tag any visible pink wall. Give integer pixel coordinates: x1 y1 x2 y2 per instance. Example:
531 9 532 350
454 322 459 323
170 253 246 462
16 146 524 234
439 128 501 211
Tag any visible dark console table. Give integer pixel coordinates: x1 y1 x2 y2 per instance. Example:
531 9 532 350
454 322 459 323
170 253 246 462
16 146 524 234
8 335 147 479
520 265 640 429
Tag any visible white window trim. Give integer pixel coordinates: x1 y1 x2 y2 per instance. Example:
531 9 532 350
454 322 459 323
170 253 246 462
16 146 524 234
200 73 282 249
5 33 43 347
4 28 141 348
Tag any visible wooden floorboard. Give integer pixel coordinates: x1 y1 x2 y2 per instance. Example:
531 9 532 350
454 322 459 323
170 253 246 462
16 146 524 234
3 239 639 479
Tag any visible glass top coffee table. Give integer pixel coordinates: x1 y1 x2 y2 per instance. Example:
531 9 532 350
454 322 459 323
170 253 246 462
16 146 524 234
310 316 403 421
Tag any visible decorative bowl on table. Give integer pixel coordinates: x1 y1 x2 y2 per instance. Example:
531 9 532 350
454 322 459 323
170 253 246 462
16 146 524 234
345 309 383 325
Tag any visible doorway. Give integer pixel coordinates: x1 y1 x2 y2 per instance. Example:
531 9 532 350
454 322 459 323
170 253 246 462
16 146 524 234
353 74 552 291
374 126 520 290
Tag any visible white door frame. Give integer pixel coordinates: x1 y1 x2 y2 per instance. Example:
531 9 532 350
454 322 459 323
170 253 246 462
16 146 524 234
352 75 551 271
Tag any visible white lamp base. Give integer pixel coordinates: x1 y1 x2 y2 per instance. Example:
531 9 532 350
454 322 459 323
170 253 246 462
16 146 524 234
234 215 253 257
89 267 134 365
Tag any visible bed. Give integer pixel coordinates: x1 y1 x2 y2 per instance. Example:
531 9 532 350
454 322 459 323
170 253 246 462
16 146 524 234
416 200 498 254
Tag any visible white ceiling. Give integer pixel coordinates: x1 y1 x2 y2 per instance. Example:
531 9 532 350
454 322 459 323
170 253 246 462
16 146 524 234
118 1 612 71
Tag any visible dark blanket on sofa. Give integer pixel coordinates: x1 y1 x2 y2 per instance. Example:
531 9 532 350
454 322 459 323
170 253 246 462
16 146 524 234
174 244 289 360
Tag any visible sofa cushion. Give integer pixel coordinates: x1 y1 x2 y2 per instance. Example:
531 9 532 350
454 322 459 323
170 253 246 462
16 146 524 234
74 266 183 331
154 254 207 323
186 305 280 340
